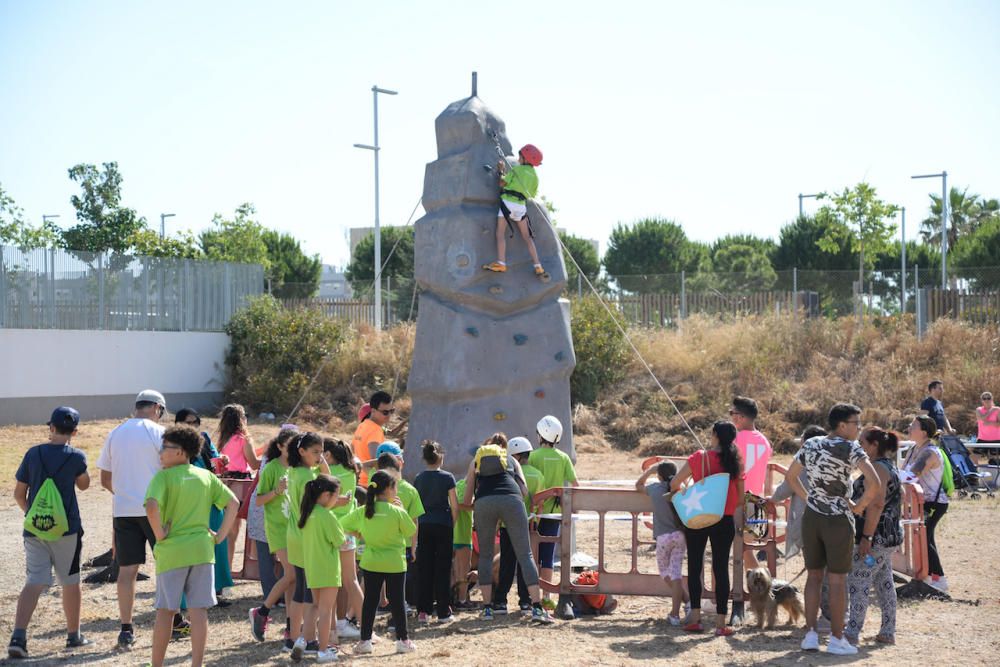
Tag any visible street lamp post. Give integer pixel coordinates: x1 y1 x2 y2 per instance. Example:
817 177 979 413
354 84 398 330
911 171 948 288
160 213 176 239
798 193 820 219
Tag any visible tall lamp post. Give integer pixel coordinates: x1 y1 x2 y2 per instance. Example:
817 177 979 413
160 213 175 239
900 207 907 313
354 84 398 330
798 192 821 219
911 171 948 288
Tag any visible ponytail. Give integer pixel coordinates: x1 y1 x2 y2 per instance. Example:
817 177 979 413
298 474 341 529
323 437 353 468
712 420 743 479
365 470 396 519
422 440 443 465
287 432 322 468
861 426 900 458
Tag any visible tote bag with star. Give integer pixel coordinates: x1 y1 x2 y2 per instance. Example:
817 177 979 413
671 449 730 530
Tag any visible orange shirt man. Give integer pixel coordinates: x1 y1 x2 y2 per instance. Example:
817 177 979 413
351 391 394 486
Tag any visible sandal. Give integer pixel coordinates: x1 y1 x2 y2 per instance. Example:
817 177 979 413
683 622 704 632
715 626 735 637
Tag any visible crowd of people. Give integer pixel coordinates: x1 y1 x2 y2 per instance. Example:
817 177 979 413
8 383 978 662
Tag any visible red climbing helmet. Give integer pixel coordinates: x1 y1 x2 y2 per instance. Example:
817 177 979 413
518 144 543 166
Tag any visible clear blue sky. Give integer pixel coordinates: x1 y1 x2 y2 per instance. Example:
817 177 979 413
2 1 998 268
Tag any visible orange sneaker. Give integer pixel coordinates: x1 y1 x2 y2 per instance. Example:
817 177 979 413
534 264 545 275
484 262 507 272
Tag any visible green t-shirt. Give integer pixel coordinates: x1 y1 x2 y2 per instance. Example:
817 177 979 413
340 502 416 573
501 164 538 201
302 506 345 588
453 479 473 546
285 465 319 567
528 446 577 515
521 463 544 514
257 459 289 551
144 464 237 574
330 464 358 519
397 479 425 521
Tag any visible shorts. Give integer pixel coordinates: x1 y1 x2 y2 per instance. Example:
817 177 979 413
155 563 216 610
293 565 313 604
113 516 157 566
801 508 854 574
498 199 527 222
24 532 83 586
537 518 560 569
339 535 356 552
453 544 472 551
655 531 685 581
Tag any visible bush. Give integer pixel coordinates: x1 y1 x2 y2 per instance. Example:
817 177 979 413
570 296 631 404
225 295 349 414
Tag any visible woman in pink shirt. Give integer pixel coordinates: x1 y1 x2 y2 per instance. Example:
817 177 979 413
974 391 1000 464
216 404 260 568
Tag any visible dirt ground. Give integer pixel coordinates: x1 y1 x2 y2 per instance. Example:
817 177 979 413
1 418 998 666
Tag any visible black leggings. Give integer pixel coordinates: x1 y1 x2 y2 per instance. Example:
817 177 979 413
362 570 406 641
494 527 531 607
416 523 453 618
686 515 735 616
924 501 948 576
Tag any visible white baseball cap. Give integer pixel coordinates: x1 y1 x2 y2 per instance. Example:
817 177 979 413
135 389 166 409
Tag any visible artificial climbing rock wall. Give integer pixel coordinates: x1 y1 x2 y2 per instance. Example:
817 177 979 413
404 95 576 479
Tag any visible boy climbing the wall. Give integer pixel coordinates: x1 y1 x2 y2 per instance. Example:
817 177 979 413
484 144 545 276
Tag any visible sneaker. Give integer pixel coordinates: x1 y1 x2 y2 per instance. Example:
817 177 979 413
282 638 294 653
250 607 269 642
66 634 92 649
171 619 191 641
454 599 478 611
437 615 455 623
491 603 508 615
930 576 949 593
827 636 858 655
559 601 576 620
801 629 820 652
117 629 136 650
481 606 494 620
354 640 373 655
8 637 28 659
519 603 533 618
417 612 430 623
534 264 545 276
316 648 339 663
335 619 360 639
667 615 681 626
304 640 321 657
395 639 416 654
291 637 307 662
531 605 554 625
484 262 507 273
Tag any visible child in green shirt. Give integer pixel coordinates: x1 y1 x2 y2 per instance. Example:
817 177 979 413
145 426 239 667
451 477 475 609
484 143 545 276
298 474 346 664
341 470 417 655
322 438 364 641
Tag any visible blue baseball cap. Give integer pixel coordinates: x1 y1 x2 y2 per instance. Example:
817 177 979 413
48 406 80 430
375 441 403 458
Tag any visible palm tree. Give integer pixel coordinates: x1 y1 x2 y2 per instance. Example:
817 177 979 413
919 186 985 249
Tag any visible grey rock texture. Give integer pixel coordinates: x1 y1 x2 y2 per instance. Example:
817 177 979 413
404 95 576 479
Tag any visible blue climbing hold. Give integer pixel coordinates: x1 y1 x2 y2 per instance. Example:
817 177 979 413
466 327 479 337
513 334 528 346
555 351 565 361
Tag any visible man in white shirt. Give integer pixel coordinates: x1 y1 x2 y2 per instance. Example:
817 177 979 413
96 389 166 650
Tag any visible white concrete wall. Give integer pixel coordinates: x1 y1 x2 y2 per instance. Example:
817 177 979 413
0 330 229 424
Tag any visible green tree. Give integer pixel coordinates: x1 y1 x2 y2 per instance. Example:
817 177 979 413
62 162 147 254
952 217 1000 288
773 213 859 315
127 228 203 259
603 218 708 293
558 231 602 289
710 243 777 291
200 203 271 270
711 234 777 261
263 229 322 298
0 183 61 250
345 226 416 320
570 296 630 404
919 186 995 249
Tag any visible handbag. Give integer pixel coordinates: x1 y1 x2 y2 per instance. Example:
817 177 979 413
671 449 730 529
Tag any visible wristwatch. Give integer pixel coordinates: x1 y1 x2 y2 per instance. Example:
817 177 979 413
862 534 873 541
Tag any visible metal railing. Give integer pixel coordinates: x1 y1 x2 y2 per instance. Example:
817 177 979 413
0 245 264 332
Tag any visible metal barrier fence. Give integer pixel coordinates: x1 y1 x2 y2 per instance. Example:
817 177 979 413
0 245 264 331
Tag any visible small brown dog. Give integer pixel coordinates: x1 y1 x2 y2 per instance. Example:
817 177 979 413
747 567 805 629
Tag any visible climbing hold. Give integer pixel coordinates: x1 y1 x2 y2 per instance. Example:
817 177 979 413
456 254 470 267
513 334 528 346
535 389 545 399
466 327 479 337
489 284 503 295
555 351 565 362
493 412 506 421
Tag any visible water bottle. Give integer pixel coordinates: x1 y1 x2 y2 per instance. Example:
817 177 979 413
864 554 876 567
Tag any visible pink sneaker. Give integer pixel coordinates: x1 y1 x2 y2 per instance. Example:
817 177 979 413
249 607 269 642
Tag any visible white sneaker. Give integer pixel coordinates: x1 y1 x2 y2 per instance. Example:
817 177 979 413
291 637 307 662
667 615 681 626
826 636 858 655
316 648 339 663
801 629 820 651
336 620 361 639
353 640 373 655
930 576 949 592
396 639 416 654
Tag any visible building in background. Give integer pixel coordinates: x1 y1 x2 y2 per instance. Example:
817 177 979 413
318 264 352 300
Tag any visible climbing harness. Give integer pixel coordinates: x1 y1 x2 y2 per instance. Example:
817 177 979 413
489 130 534 240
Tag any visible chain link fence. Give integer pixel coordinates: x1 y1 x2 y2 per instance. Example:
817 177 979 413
0 245 264 331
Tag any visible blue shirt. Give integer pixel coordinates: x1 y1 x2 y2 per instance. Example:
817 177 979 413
921 396 947 431
16 443 88 537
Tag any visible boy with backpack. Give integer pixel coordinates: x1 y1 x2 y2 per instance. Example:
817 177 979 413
9 407 91 659
144 425 239 667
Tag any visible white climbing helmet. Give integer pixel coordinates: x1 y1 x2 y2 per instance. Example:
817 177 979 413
536 415 563 445
508 436 533 456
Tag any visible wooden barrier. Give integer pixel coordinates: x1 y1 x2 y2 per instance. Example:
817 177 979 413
891 482 928 581
222 478 260 581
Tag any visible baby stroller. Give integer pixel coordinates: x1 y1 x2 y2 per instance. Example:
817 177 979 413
940 435 996 499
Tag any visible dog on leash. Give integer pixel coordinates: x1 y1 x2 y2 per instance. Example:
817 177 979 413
747 567 804 629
